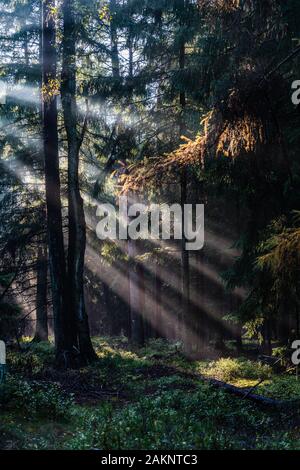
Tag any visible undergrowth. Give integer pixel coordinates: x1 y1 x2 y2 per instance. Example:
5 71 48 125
1 337 300 450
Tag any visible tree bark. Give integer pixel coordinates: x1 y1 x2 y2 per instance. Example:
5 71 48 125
109 0 120 79
181 169 190 324
154 263 163 338
179 10 190 349
128 239 144 345
61 0 97 364
33 242 48 342
42 0 70 359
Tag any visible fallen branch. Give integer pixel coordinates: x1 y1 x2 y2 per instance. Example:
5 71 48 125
205 377 298 409
175 366 300 409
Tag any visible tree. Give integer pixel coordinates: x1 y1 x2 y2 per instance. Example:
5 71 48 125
33 241 48 342
42 0 72 363
61 0 97 363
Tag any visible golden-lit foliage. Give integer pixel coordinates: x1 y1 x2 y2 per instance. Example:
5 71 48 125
119 135 205 194
119 106 268 194
98 3 112 22
117 0 285 194
45 1 59 24
257 221 300 285
42 78 60 103
104 0 288 199
48 5 58 18
216 115 265 157
255 213 300 311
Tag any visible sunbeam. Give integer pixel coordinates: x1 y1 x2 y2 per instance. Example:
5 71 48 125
0 80 40 107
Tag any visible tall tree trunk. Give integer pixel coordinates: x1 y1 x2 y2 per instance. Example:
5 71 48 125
128 239 144 345
124 254 132 339
178 6 190 349
33 242 48 342
137 261 146 339
61 0 96 364
127 192 144 345
42 0 70 361
181 169 190 328
109 0 120 79
103 281 112 334
154 262 162 338
34 5 48 344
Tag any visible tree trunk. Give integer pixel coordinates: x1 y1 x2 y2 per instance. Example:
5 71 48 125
109 0 120 79
61 0 97 364
178 4 190 350
33 242 48 342
137 261 146 339
154 263 163 338
42 0 70 360
181 169 190 340
128 239 144 345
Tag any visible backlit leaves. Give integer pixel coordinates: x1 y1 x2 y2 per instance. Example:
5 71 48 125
42 78 60 103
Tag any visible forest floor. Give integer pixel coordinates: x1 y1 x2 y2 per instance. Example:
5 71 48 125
1 337 300 450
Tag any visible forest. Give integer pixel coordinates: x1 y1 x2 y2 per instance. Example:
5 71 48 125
1 0 300 453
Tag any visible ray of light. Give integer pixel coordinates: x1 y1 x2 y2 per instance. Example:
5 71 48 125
77 98 146 130
85 244 209 352
86 227 237 343
0 81 40 106
85 205 245 304
1 158 44 191
0 119 42 151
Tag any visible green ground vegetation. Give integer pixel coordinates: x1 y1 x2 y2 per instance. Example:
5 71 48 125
1 338 300 450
